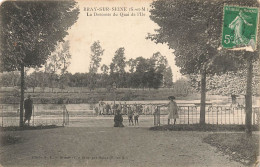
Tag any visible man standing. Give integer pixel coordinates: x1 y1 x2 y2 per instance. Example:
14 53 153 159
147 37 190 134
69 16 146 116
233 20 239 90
24 95 33 125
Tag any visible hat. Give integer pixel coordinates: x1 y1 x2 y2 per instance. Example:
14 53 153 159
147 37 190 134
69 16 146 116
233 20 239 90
168 96 175 100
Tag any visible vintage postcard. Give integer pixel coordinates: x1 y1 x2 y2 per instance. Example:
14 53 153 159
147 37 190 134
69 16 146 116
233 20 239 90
0 0 259 167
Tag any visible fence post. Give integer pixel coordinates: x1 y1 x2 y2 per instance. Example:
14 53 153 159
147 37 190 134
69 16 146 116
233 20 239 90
191 106 193 124
241 108 243 124
158 106 160 126
212 106 214 124
1 105 3 127
220 107 222 125
32 105 34 126
207 107 209 124
63 106 65 127
221 107 227 124
67 109 69 125
66 107 69 126
154 107 156 126
253 108 255 125
229 107 231 124
232 108 236 124
188 106 189 125
237 108 239 124
217 107 218 125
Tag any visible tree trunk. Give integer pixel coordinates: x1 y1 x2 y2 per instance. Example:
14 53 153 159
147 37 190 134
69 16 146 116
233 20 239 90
245 58 253 135
19 64 25 127
200 69 206 124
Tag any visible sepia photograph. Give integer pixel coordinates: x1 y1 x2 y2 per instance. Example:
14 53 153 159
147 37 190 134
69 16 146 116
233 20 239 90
0 0 259 166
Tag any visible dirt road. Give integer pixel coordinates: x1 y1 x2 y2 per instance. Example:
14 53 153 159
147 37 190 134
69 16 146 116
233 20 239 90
0 126 244 167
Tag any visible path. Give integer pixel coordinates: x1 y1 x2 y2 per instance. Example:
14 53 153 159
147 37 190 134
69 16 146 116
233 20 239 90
0 127 244 167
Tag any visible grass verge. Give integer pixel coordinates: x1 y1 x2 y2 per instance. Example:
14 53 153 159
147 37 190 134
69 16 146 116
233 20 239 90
203 133 259 166
149 124 259 132
0 134 21 146
0 125 59 131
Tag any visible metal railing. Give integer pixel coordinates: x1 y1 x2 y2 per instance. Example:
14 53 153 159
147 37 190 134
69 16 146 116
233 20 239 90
154 105 260 126
1 103 259 127
0 104 69 127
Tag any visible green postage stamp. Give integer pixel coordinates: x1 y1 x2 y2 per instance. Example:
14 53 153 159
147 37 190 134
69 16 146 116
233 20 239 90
222 6 259 50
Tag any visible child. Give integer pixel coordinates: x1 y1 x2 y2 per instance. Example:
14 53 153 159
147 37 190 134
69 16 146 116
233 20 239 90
164 96 178 125
114 110 124 127
134 110 139 125
127 107 134 126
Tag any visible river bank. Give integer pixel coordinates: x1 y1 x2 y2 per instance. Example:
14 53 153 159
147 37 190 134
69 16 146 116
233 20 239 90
1 88 254 105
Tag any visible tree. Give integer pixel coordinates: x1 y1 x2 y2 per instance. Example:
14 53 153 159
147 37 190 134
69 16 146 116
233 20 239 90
111 47 126 74
59 41 72 75
89 41 104 74
100 64 109 88
151 52 168 73
126 58 137 73
151 52 173 87
101 64 109 75
26 67 40 92
0 1 79 126
163 67 173 88
174 78 193 96
148 0 259 128
0 71 20 87
57 41 72 89
88 41 104 90
134 57 163 89
135 57 150 88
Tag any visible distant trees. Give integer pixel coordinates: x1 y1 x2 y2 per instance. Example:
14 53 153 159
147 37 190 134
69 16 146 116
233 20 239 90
1 52 174 90
89 41 104 74
133 56 162 89
110 47 126 74
126 58 137 73
0 71 20 87
101 64 109 75
44 41 72 91
163 67 173 88
26 67 40 92
174 78 194 96
88 41 104 90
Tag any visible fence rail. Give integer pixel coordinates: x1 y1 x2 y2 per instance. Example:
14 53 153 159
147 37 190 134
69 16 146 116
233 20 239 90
1 103 259 127
154 105 260 126
0 104 69 127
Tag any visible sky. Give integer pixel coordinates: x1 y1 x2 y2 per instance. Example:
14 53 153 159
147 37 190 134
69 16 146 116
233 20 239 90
66 0 182 81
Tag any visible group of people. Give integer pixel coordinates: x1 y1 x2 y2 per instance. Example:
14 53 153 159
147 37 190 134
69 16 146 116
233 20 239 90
97 102 167 116
113 96 179 127
22 95 179 127
113 103 140 127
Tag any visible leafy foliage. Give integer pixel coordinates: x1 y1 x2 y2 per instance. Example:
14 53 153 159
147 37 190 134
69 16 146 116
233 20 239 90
89 41 104 74
2 53 174 90
110 47 126 74
189 61 260 95
0 1 79 71
101 64 109 74
148 0 258 75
